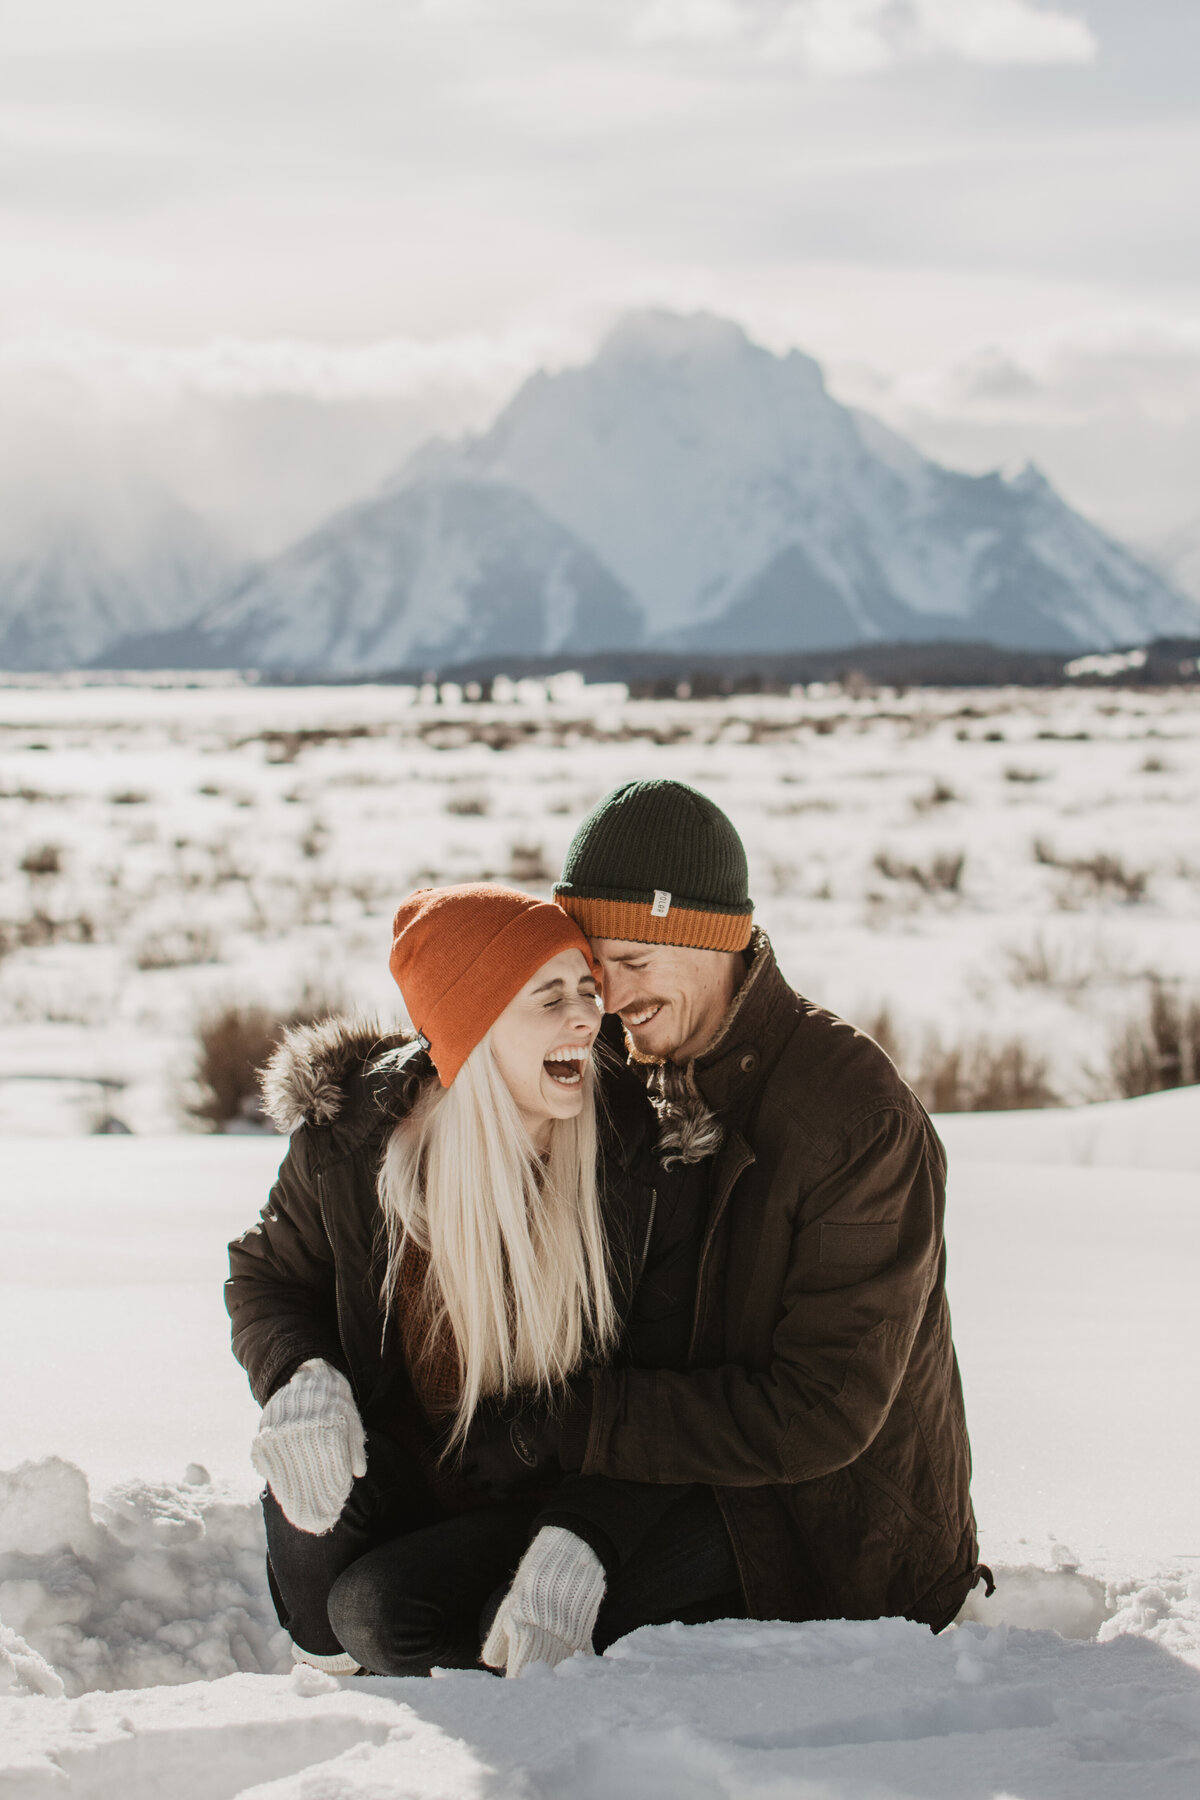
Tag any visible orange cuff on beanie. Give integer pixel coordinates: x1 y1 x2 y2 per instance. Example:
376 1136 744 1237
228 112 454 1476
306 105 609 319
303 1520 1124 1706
389 883 598 1086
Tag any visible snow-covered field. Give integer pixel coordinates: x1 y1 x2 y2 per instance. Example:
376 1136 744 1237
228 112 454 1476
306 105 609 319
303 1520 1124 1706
2 676 1199 1132
3 677 1199 1795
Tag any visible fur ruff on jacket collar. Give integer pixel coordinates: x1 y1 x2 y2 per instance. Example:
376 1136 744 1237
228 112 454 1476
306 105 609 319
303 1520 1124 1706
640 926 772 1165
259 1016 411 1135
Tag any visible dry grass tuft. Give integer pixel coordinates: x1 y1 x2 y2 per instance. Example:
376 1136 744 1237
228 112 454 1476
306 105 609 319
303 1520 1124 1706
508 841 555 884
1109 980 1200 1097
860 1006 1060 1111
135 925 218 972
20 843 63 877
188 989 347 1130
0 910 95 956
1003 933 1137 995
1033 839 1150 903
914 1035 1060 1113
872 849 966 894
912 779 959 813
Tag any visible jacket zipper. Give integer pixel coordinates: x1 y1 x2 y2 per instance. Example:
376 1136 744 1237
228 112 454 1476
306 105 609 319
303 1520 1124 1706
634 1188 658 1287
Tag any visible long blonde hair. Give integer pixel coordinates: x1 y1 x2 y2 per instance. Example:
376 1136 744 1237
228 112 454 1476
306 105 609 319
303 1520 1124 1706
377 1031 617 1450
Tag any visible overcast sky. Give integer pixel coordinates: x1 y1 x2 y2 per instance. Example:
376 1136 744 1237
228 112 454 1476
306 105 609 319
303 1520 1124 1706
1 0 1197 550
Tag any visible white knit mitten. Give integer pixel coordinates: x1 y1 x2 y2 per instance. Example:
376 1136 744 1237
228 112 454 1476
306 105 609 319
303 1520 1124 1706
251 1359 367 1534
482 1526 606 1678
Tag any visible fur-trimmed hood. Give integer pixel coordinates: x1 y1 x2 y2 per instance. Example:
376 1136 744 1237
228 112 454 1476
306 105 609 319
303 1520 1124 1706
259 1016 421 1136
258 1012 657 1179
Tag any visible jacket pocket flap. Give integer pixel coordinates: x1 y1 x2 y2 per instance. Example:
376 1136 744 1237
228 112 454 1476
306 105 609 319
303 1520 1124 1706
819 1221 900 1266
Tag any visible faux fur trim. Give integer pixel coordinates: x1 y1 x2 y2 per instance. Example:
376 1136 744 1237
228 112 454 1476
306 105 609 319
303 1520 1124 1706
639 927 774 1165
259 1015 399 1134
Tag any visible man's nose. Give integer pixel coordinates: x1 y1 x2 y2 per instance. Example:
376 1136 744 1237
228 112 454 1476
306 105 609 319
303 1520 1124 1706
598 966 631 1014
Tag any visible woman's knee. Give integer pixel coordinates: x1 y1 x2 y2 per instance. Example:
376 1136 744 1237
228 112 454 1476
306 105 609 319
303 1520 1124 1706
327 1556 449 1675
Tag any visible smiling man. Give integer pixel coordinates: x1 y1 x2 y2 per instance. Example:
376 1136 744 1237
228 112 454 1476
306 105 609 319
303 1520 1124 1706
552 777 989 1634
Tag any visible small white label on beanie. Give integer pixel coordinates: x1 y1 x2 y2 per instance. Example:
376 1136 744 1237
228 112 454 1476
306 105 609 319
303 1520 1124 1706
651 890 672 917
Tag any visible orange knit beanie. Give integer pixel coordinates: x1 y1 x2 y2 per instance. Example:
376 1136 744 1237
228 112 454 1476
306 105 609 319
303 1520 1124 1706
389 883 598 1087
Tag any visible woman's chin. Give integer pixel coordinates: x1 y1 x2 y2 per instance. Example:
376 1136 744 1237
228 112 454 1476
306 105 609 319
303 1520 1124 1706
539 1078 586 1120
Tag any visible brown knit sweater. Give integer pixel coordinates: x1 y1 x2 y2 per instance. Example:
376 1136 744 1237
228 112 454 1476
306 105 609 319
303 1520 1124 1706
395 1237 462 1424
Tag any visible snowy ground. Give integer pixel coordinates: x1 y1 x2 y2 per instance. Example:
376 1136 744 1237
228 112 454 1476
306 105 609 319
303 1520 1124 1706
3 677 1199 1794
2 1090 1198 1796
2 677 1199 1132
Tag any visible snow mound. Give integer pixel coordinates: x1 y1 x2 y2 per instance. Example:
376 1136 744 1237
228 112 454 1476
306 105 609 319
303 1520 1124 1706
2 1461 1199 1796
936 1082 1200 1171
0 1624 62 1701
0 1459 288 1698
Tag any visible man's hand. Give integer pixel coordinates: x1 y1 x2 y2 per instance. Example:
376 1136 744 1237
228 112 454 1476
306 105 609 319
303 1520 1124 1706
457 1393 562 1494
482 1526 606 1677
250 1358 367 1534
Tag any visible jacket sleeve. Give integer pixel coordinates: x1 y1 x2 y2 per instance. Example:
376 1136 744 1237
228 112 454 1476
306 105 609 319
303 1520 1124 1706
225 1126 350 1406
575 1106 945 1487
531 1476 691 1580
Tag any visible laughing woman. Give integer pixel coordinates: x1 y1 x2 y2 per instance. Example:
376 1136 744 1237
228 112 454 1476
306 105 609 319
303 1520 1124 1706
226 884 739 1679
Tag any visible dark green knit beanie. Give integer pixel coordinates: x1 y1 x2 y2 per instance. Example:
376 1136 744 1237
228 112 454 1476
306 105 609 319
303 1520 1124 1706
554 779 753 952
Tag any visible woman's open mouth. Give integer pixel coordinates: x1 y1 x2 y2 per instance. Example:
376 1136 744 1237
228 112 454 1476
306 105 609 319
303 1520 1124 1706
543 1046 590 1087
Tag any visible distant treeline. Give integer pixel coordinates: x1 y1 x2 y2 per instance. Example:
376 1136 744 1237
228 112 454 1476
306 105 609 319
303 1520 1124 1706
262 638 1200 695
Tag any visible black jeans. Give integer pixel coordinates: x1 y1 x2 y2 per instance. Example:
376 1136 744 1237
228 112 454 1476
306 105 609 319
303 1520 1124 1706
264 1431 743 1675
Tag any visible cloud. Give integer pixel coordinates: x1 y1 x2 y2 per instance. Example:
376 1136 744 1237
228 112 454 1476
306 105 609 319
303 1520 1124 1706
632 0 1097 70
766 1 894 76
0 329 537 407
632 0 752 46
885 314 1200 427
831 311 1200 540
0 327 543 556
910 0 1095 65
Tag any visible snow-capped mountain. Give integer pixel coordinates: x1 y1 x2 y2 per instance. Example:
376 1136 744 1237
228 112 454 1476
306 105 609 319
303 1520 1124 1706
1148 517 1200 604
150 476 643 673
411 310 1197 654
0 504 239 672
98 310 1197 673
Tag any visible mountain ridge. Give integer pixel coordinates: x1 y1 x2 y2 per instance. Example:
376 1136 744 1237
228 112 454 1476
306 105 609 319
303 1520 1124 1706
41 309 1200 671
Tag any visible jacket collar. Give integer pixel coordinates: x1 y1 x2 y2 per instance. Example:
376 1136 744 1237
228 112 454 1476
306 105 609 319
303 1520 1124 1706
621 928 796 1151
688 928 796 1118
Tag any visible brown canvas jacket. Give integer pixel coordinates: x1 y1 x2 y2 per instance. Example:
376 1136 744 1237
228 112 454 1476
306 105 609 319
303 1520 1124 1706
574 932 984 1631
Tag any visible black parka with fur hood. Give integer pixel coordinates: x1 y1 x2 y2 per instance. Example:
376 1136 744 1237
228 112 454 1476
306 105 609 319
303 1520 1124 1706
226 1019 679 1572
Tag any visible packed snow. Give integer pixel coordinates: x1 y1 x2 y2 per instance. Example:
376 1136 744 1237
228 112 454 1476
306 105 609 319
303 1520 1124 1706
2 676 1199 1794
2 1092 1199 1792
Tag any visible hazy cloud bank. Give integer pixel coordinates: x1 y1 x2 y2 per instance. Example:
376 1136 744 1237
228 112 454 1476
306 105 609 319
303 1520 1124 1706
1 305 1196 568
